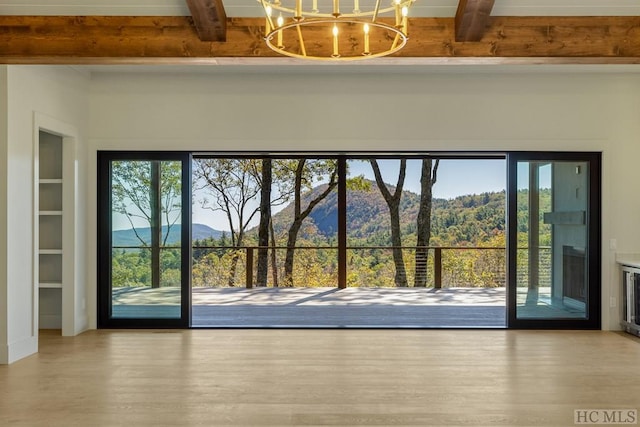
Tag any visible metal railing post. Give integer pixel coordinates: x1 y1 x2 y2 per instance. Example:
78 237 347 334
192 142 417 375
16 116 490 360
434 247 442 289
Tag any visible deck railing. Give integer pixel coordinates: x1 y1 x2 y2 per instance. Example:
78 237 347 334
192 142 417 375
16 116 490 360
190 245 524 289
112 244 551 289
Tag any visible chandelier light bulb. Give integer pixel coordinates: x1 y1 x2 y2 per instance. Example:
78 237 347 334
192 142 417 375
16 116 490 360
332 24 339 57
363 23 370 55
401 6 408 33
277 14 284 48
265 5 273 34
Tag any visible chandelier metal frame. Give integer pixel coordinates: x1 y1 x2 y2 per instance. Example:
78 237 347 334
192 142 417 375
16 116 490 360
257 0 415 61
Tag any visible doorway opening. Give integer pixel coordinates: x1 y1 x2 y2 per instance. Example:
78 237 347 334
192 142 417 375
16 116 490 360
190 155 507 327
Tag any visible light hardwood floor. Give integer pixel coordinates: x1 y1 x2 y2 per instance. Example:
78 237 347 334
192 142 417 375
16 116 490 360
1 329 639 426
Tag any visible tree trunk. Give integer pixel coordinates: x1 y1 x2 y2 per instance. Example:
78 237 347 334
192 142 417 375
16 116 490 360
150 161 161 289
227 233 243 287
389 208 408 287
370 159 408 287
414 158 439 287
284 220 303 287
228 252 239 287
256 159 272 287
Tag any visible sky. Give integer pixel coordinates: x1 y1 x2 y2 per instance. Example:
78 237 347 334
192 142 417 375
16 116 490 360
347 159 506 200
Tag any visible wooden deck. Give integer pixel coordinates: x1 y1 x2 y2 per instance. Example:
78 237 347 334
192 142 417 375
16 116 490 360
192 287 507 328
111 286 506 327
112 286 586 327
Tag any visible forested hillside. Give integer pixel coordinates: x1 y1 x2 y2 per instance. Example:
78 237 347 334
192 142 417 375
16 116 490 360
268 181 507 247
115 179 550 288
115 181 514 248
188 184 514 288
113 223 222 246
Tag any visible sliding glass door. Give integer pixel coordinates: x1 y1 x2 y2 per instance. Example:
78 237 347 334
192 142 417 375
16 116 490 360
95 151 601 329
98 152 191 328
507 152 601 328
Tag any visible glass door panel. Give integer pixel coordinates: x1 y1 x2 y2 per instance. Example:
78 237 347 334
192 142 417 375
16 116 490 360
99 153 190 328
507 153 600 328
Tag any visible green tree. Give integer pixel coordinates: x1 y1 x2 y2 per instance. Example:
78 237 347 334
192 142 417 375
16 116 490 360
193 159 261 286
280 159 339 286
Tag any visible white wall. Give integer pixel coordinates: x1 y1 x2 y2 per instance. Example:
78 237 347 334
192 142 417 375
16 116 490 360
3 66 637 361
89 71 617 143
89 69 640 331
0 66 9 365
1 66 89 364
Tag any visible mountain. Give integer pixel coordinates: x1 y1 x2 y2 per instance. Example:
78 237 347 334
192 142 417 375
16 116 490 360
113 223 222 246
267 180 508 246
112 183 516 248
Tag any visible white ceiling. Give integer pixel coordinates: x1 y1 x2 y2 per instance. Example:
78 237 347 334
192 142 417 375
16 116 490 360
1 0 640 17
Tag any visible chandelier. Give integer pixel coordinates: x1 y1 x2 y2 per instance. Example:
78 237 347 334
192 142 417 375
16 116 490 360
257 0 415 61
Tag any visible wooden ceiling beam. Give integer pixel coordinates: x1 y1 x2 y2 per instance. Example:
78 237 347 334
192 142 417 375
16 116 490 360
455 0 495 42
185 0 226 42
2 16 640 64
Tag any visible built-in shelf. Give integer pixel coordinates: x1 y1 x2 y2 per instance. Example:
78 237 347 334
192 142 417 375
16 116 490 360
38 131 65 331
39 282 63 289
39 210 63 216
39 249 63 255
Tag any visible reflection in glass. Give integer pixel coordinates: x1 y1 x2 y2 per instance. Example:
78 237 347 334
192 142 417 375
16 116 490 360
516 161 588 319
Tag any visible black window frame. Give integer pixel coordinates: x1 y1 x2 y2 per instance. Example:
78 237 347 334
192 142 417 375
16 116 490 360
97 150 602 330
506 151 602 329
97 151 192 328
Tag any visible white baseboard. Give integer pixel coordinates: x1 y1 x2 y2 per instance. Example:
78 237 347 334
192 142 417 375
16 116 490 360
7 335 38 364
